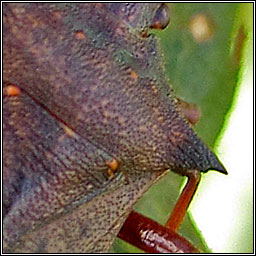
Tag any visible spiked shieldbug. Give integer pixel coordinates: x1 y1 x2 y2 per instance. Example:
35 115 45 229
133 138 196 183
3 3 228 253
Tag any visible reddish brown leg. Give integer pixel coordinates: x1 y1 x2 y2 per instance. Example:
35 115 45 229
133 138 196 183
165 169 201 231
118 211 199 253
117 170 201 253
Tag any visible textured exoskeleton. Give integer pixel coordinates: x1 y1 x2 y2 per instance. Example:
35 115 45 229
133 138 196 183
3 3 226 252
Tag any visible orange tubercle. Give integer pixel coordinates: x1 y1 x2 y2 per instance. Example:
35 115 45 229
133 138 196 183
130 70 138 81
75 31 86 40
106 159 119 172
5 85 21 96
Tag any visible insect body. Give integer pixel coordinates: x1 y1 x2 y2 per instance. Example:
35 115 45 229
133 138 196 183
3 3 226 252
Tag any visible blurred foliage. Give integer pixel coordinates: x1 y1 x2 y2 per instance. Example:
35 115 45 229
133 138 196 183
113 3 250 253
160 3 240 146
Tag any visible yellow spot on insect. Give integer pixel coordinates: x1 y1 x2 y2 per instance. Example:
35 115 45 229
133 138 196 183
151 84 158 94
107 169 115 178
107 159 119 171
130 70 138 81
75 30 86 40
189 14 213 43
62 124 75 137
106 159 119 179
5 85 21 96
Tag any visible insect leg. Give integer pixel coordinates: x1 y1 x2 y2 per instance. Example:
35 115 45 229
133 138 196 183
165 169 201 231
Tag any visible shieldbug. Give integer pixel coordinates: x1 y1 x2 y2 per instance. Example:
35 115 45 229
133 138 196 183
3 3 228 253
